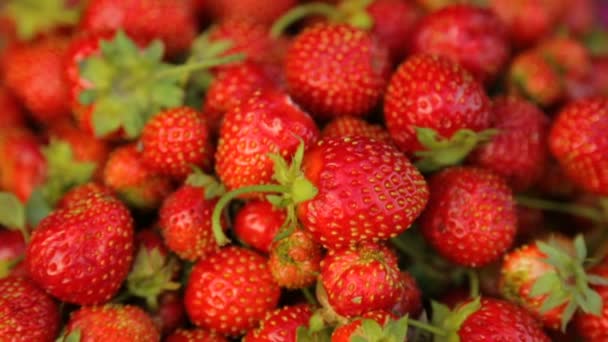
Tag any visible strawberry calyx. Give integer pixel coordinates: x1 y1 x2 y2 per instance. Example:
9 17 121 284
349 316 409 342
296 311 334 341
6 0 82 41
413 127 499 173
185 168 226 199
58 329 82 342
408 297 482 341
0 192 30 242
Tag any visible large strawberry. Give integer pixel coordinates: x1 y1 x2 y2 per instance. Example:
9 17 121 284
26 193 134 305
243 304 313 342
420 167 517 267
0 276 60 342
574 259 608 342
166 329 227 342
321 116 393 145
233 200 286 253
268 229 322 289
185 246 281 336
549 97 608 196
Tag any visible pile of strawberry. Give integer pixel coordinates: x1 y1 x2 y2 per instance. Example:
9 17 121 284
2 0 608 341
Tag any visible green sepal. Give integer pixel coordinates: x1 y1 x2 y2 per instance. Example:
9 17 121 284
0 192 25 230
6 0 82 41
24 188 53 228
57 329 81 342
351 316 409 342
337 0 375 30
185 168 225 199
0 258 21 279
296 311 334 342
414 127 499 173
431 297 482 342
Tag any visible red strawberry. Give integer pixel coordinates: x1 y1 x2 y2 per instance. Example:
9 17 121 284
574 259 608 342
508 54 563 108
392 271 423 317
215 90 319 193
185 246 281 336
468 96 550 192
384 53 492 155
26 193 134 305
206 0 296 26
243 304 313 342
141 107 213 179
410 4 510 84
298 136 428 249
320 242 403 317
0 85 25 129
536 36 591 79
0 229 26 278
285 23 390 120
64 304 159 341
420 167 517 267
3 36 71 123
268 229 323 289
80 0 196 55
150 291 186 337
233 200 286 253
331 310 400 342
56 182 114 209
103 144 173 210
321 116 393 145
166 329 227 342
549 97 608 196
0 276 60 342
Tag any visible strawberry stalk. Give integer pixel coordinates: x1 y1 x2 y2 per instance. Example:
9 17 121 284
516 195 605 222
468 270 480 298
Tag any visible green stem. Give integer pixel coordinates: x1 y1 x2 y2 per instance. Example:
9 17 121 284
302 287 318 306
468 269 480 298
516 195 604 223
407 319 448 336
270 2 340 38
154 53 246 79
212 184 290 246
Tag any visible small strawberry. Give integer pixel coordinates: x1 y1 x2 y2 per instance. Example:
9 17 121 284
206 0 296 26
321 116 393 145
64 304 159 341
0 276 60 342
0 229 26 278
537 36 592 79
166 329 227 342
331 311 406 342
269 229 323 289
243 304 313 342
507 49 564 108
103 144 173 210
392 271 423 317
26 193 134 305
574 259 608 342
141 107 213 179
185 246 281 336
233 200 286 253
549 97 608 196
420 167 517 267
285 23 390 119
0 85 25 129
151 291 187 337
468 96 550 192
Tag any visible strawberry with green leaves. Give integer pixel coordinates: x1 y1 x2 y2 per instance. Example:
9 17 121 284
507 49 563 107
234 200 286 254
269 229 322 289
321 116 393 145
244 304 313 342
331 311 407 342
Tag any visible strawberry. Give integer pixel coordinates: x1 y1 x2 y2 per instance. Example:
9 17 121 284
268 229 322 289
420 167 517 267
159 172 226 261
0 85 25 129
206 0 296 26
383 53 492 169
166 329 227 342
233 200 286 253
215 90 319 193
243 304 313 342
80 0 196 55
549 97 608 196
392 271 423 317
185 246 281 336
56 182 114 209
468 96 550 192
321 116 393 145
410 4 510 84
103 144 173 210
574 259 608 342
285 23 390 120
0 229 26 278
64 304 159 341
507 50 563 107
0 276 60 342
26 193 134 305
141 107 213 179
536 36 591 79
319 242 403 317
151 291 186 337
331 311 405 342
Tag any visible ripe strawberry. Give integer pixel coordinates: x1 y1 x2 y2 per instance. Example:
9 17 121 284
574 259 608 342
206 0 296 26
420 167 517 268
3 36 71 123
26 194 134 305
410 5 510 84
269 229 322 289
0 276 60 342
64 304 159 341
468 96 550 192
320 242 403 317
243 304 313 342
233 200 286 253
392 271 423 317
321 116 393 145
384 53 492 155
166 329 227 342
150 291 186 337
549 97 608 196
103 144 173 210
508 50 564 107
0 229 26 278
285 23 390 120
331 311 400 342
56 182 114 209
298 136 428 249
80 0 196 55
0 85 24 129
536 36 591 79
215 90 319 192
185 246 281 336
141 107 213 179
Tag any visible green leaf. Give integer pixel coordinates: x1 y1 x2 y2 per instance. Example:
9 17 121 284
529 272 559 297
560 301 578 332
91 99 125 137
78 89 97 106
269 153 291 185
574 235 587 261
360 319 383 338
7 0 82 41
142 40 165 62
537 241 570 270
539 292 568 313
149 82 184 108
25 189 52 228
581 288 603 315
0 192 25 229
587 275 608 286
62 329 82 342
385 316 409 342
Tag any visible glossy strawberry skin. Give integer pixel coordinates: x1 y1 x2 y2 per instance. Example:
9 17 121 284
206 0 296 26
65 304 160 341
298 136 429 249
384 53 492 154
159 184 224 261
269 229 322 289
574 260 608 342
549 97 608 196
285 23 391 120
26 195 134 305
141 107 213 179
420 167 517 268
185 246 281 336
468 96 550 192
321 242 403 317
233 200 286 253
243 304 313 342
321 116 393 145
331 310 395 342
215 91 319 193
0 277 60 342
166 329 228 342
410 5 510 84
